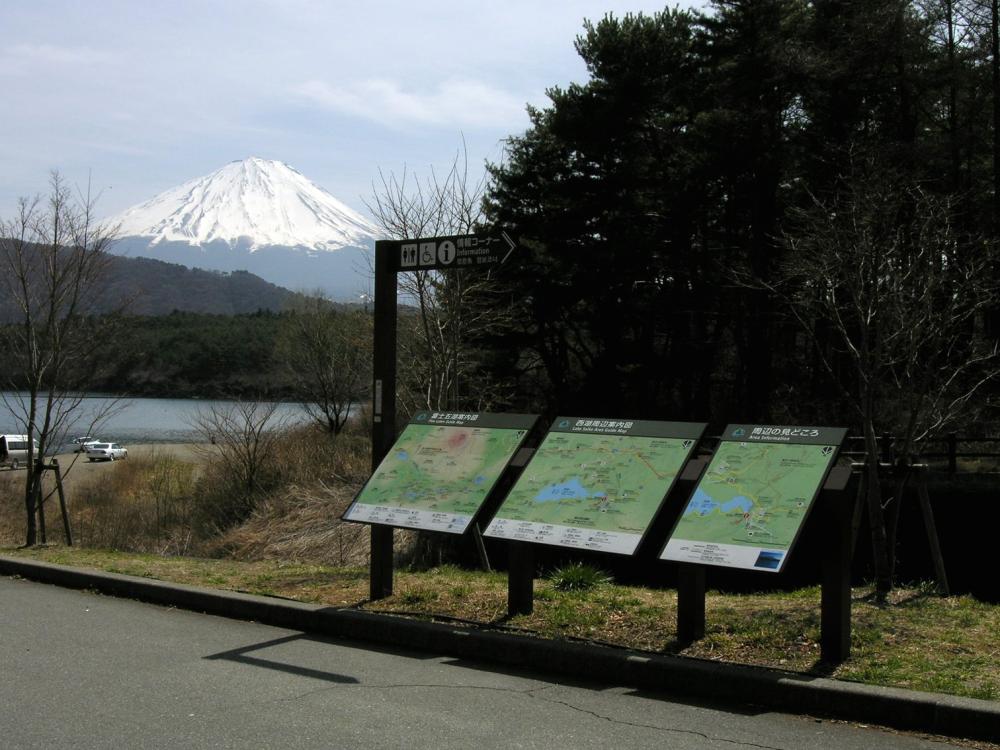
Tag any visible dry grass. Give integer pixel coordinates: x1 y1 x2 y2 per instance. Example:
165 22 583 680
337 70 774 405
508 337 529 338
0 450 201 551
206 481 371 566
5 545 369 603
0 469 24 545
0 423 379 562
69 451 198 554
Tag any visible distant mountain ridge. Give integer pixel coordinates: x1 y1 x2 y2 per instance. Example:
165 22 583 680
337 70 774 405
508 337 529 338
102 255 298 315
0 249 298 322
108 158 376 299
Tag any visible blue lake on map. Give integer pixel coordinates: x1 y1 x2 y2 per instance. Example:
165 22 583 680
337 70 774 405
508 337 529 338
534 477 599 502
685 489 754 516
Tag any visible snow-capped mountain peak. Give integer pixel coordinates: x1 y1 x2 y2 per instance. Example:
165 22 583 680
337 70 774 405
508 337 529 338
110 157 377 252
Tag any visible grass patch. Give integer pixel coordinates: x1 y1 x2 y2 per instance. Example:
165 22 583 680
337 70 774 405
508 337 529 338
2 545 998 703
547 562 612 592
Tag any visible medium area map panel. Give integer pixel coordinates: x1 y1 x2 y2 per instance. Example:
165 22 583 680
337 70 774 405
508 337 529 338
484 418 706 555
661 424 847 573
343 412 536 535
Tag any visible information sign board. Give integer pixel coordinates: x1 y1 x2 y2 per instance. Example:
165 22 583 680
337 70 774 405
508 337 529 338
660 424 847 572
391 232 517 272
344 411 536 534
484 417 706 555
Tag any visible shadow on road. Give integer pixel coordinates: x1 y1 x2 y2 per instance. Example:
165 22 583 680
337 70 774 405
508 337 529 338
205 634 359 684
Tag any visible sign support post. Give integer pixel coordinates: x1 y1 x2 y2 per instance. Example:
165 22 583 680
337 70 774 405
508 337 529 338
366 233 519 601
507 542 535 616
676 564 706 644
820 465 853 662
370 240 398 600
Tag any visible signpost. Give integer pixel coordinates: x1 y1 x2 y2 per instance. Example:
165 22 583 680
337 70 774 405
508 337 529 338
368 232 519 600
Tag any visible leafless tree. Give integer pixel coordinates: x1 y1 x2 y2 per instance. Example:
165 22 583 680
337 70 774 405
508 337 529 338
772 169 998 600
365 140 514 416
190 400 288 524
0 172 123 546
364 142 517 568
279 295 371 435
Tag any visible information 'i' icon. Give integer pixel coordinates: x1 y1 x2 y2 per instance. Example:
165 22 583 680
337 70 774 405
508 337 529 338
437 240 456 265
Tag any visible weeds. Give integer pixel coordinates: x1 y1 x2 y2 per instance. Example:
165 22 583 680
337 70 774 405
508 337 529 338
548 562 613 592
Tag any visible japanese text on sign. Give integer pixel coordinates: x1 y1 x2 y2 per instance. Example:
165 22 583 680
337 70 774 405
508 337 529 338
397 233 515 271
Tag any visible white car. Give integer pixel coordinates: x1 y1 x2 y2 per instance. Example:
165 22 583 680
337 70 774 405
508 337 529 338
85 442 128 462
72 436 101 453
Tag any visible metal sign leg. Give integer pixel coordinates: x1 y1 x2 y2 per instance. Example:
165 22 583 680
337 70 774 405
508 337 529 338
676 563 706 644
369 526 394 601
507 542 535 616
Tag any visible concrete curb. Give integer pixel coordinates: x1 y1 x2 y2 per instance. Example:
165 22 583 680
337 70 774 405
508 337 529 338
2 555 998 743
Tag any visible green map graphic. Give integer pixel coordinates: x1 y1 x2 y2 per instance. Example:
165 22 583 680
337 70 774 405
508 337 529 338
492 432 693 533
354 424 526 516
671 441 835 549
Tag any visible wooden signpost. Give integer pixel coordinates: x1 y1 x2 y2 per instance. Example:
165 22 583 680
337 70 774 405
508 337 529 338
367 233 519 600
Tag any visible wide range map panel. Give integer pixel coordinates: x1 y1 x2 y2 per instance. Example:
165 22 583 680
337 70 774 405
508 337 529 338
660 424 847 573
343 411 537 534
484 417 706 555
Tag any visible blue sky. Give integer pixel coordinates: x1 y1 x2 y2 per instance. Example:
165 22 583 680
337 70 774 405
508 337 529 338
1 1 703 220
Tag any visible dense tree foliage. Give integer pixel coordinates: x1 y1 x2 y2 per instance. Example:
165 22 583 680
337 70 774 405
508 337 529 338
3 309 374 399
474 1 1000 597
96 311 291 397
481 0 1000 431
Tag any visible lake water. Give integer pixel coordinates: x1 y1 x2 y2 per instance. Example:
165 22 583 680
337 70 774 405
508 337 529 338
0 393 311 446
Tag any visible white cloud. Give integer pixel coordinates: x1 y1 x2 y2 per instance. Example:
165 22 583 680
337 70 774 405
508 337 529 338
4 43 114 68
294 78 529 130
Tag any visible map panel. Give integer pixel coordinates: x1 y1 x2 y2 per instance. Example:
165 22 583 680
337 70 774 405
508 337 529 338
344 412 535 534
661 425 845 572
485 418 705 555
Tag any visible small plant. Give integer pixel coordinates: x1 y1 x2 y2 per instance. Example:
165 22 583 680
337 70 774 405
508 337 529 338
548 562 612 592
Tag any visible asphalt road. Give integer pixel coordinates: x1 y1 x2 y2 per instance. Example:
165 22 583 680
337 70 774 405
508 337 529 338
0 576 972 750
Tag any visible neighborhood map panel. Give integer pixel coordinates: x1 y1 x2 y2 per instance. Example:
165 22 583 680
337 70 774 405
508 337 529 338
485 418 706 555
343 412 536 534
661 424 846 572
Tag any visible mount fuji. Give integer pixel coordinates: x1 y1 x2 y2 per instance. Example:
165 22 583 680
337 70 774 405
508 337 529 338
109 158 377 300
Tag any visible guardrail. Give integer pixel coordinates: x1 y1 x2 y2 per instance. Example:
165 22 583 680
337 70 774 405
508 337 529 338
839 434 1000 474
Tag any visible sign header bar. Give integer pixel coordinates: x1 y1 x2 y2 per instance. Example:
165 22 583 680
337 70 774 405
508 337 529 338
547 417 707 440
722 424 848 447
382 232 517 272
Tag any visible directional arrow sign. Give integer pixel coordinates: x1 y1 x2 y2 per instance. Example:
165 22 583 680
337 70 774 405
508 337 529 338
391 232 518 272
